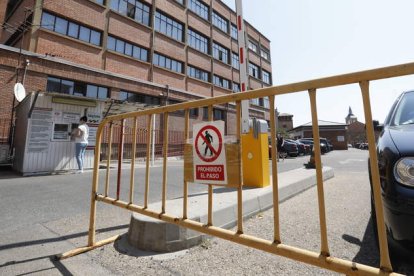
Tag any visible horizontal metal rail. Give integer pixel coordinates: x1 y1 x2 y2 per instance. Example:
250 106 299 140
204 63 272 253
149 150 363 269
58 62 414 275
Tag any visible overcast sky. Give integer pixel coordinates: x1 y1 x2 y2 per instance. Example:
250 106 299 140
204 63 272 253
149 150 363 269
222 0 414 126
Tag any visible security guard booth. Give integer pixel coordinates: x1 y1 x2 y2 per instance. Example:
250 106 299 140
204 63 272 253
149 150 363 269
13 92 106 175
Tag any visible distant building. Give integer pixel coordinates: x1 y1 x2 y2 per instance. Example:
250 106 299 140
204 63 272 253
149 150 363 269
345 107 366 146
345 106 358 124
277 113 293 132
288 120 348 150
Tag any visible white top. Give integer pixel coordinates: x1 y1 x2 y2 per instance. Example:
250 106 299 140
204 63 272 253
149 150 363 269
76 124 89 144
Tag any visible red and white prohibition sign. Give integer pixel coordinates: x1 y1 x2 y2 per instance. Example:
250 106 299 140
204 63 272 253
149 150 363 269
193 121 227 184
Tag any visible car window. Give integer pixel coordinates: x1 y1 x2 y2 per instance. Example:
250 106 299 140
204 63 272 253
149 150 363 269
392 92 414 125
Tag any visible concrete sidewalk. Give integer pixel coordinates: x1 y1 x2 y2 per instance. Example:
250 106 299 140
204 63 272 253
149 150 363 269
128 166 334 252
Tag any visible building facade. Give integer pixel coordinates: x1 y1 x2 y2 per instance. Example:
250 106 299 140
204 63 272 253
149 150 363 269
277 112 293 132
288 120 348 150
0 0 273 162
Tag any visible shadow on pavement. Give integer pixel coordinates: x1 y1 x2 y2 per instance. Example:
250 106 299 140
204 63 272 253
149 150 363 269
0 224 128 252
0 254 73 276
0 165 22 180
345 218 414 275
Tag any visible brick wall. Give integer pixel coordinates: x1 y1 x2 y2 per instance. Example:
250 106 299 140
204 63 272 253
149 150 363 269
36 31 103 68
0 0 35 45
105 51 150 80
44 0 106 30
108 13 152 48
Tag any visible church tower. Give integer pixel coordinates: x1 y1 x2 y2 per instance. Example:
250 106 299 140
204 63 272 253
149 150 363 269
345 106 357 124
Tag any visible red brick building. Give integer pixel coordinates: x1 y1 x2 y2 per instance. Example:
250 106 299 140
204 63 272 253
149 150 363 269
0 0 272 161
288 120 348 150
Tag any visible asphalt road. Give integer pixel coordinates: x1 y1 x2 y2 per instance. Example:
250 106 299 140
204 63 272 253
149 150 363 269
1 149 413 275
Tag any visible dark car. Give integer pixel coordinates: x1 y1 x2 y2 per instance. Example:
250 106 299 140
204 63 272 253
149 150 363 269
268 137 298 158
370 90 414 259
299 138 328 154
286 139 307 155
320 138 331 152
298 139 314 152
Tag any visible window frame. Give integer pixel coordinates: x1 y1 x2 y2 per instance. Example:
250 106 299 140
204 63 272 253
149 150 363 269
41 11 102 46
212 11 228 33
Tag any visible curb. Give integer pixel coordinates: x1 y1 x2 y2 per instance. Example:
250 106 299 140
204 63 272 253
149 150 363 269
128 166 334 252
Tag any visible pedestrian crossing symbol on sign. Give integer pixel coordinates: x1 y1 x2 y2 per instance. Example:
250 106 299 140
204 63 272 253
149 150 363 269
193 121 227 185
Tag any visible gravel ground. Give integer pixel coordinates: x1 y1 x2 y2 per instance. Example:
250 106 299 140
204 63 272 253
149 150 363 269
77 169 407 275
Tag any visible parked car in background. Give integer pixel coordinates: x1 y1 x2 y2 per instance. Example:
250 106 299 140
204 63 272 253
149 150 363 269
369 90 414 260
268 137 297 159
299 138 328 154
320 138 331 152
286 139 308 155
283 139 299 157
298 139 314 152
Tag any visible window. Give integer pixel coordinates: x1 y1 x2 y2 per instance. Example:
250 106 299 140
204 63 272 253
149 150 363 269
95 0 105 5
212 42 229 64
110 0 150 26
212 11 228 33
231 52 239 70
187 65 209 82
214 109 226 121
41 12 102 46
168 99 185 116
188 29 209 54
261 48 270 61
250 98 260 105
155 11 184 42
153 53 183 73
175 0 184 5
46 76 109 99
119 91 160 106
233 82 240 92
188 0 209 21
107 36 148 62
68 22 79 38
203 107 226 121
249 62 260 78
55 17 68 35
189 108 199 117
248 40 258 53
262 70 271 84
231 24 238 40
213 75 230 89
203 107 209 120
263 97 270 108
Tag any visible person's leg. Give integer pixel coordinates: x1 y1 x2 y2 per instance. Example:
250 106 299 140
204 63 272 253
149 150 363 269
75 143 82 170
79 143 87 171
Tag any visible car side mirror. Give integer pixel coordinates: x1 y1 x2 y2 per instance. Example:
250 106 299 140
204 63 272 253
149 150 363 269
373 120 383 131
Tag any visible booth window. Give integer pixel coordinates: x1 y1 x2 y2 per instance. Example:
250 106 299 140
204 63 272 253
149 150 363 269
52 123 70 141
47 76 109 99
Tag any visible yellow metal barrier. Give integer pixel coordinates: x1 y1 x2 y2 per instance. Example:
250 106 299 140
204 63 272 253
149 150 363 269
57 61 414 275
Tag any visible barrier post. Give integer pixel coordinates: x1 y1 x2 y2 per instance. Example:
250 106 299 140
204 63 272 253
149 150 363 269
360 81 392 272
308 88 330 257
